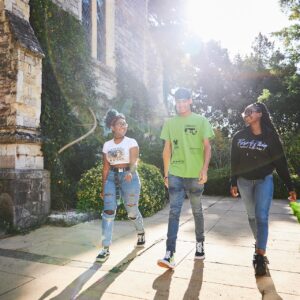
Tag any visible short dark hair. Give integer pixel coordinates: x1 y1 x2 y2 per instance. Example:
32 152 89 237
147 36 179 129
174 88 192 100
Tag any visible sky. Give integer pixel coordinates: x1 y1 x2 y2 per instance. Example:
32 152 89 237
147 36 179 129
186 0 291 57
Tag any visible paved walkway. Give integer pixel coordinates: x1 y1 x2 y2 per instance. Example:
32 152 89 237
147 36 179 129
0 196 299 300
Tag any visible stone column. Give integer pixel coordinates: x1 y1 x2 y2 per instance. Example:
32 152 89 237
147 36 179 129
0 1 50 230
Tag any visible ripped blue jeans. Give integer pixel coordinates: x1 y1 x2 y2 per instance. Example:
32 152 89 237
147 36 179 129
102 170 144 247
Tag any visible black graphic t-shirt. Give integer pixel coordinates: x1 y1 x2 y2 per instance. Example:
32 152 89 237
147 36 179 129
230 127 294 191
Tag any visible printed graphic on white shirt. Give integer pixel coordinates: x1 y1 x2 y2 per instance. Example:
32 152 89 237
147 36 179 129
107 147 125 163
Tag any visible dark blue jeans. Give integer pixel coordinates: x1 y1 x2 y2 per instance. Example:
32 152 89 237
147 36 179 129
237 174 274 251
167 174 205 252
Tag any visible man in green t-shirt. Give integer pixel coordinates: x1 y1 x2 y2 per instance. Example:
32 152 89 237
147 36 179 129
157 88 214 269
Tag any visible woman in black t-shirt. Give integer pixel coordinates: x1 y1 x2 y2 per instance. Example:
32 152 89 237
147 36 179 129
230 102 297 276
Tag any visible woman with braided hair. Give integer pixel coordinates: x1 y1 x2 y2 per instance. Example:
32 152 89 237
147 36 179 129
230 102 297 276
96 109 145 262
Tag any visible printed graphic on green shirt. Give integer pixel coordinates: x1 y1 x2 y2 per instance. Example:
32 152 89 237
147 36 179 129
160 113 214 178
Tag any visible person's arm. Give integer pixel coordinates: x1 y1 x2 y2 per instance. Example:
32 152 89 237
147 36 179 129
199 138 211 184
125 146 139 182
269 135 297 201
230 135 239 198
101 153 110 198
162 140 172 187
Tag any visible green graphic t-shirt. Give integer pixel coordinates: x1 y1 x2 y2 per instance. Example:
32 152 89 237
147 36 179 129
160 113 214 178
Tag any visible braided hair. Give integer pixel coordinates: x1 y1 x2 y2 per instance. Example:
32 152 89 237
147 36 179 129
104 109 125 129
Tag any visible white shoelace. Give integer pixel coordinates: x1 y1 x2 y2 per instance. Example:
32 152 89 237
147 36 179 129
100 248 109 255
196 242 203 253
165 250 172 259
138 234 144 243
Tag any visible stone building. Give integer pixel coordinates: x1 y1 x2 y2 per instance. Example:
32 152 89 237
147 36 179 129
0 0 165 230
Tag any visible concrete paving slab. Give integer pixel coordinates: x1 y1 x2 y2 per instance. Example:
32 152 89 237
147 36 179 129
187 243 254 266
76 268 261 300
0 256 58 277
0 271 33 296
0 263 106 300
0 196 298 300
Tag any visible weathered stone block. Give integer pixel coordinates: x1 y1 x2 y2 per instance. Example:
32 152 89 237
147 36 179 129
0 169 50 229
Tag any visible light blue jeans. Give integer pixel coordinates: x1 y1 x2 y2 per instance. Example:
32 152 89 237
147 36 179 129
167 174 205 252
102 170 144 247
237 174 274 251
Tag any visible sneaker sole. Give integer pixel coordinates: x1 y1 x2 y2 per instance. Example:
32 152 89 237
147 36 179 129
136 243 145 248
194 255 205 260
157 259 175 269
96 256 109 263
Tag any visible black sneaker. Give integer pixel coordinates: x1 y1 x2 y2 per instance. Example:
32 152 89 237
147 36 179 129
157 250 175 269
136 233 145 247
96 247 110 263
195 241 205 260
253 253 268 276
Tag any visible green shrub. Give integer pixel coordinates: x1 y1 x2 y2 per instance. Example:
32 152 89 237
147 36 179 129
76 161 166 219
204 167 231 196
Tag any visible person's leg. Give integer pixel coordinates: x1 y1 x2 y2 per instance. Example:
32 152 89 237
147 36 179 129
185 178 205 259
121 172 144 235
102 171 117 248
166 175 185 253
157 174 184 269
185 178 205 242
237 177 257 240
254 174 274 255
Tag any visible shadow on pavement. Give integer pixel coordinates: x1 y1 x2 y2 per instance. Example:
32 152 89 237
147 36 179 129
76 248 140 300
255 268 282 300
48 263 101 300
183 260 204 300
152 269 174 299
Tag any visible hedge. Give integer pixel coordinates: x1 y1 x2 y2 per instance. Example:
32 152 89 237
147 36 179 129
76 161 166 219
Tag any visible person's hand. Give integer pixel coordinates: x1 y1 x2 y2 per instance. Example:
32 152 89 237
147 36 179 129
230 186 239 198
125 172 133 182
100 190 104 199
164 177 168 188
288 191 297 202
199 169 208 184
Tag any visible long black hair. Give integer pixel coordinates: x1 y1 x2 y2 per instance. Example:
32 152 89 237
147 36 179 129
254 102 279 137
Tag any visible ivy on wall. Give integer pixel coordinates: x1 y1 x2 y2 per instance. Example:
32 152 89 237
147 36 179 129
29 0 104 209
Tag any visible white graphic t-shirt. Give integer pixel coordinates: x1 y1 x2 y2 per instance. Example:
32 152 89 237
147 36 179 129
103 137 138 165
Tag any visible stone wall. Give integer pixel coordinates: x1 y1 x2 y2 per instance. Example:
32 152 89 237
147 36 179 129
0 4 50 230
115 0 147 82
0 169 50 228
1 0 29 20
51 0 81 19
0 10 44 169
146 36 166 120
94 61 117 99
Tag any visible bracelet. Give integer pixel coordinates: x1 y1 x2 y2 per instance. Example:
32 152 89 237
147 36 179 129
164 176 168 179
